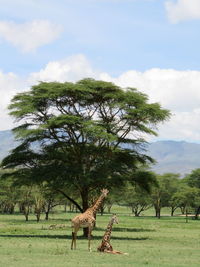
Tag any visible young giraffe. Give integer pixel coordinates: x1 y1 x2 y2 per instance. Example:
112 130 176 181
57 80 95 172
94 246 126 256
71 188 109 251
97 214 124 254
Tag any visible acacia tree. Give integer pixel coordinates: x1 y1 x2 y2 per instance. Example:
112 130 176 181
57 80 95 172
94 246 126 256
122 183 152 216
18 185 34 221
0 178 18 214
185 169 200 219
42 186 63 221
1 79 170 215
151 173 179 218
0 169 19 214
171 185 199 217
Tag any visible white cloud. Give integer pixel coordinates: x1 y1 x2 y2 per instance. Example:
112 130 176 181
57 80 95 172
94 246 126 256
165 0 200 23
0 20 62 52
28 61 200 142
101 68 200 112
101 69 200 141
0 71 26 130
156 109 200 141
29 54 100 83
2 54 200 142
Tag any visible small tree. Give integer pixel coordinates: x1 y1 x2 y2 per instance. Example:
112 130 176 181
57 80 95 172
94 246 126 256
172 186 199 220
32 186 45 222
122 182 152 216
186 169 200 219
0 170 19 214
105 192 118 214
43 191 62 220
18 185 34 221
151 173 180 218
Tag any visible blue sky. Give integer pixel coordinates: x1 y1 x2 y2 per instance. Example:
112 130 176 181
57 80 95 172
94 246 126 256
1 0 200 74
1 0 200 142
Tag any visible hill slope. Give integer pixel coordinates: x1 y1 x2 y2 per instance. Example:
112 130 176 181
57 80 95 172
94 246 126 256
0 130 200 175
0 130 17 160
147 140 200 175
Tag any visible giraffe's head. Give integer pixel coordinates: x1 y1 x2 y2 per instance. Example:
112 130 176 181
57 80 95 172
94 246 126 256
101 188 109 197
111 214 119 224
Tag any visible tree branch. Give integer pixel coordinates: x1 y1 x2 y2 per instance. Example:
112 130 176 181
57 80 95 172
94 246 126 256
56 189 83 212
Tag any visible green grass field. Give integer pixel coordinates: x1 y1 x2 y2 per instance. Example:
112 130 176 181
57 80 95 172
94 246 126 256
0 207 199 267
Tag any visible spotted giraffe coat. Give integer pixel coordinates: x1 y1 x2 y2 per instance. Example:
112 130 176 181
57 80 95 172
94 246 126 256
97 214 118 252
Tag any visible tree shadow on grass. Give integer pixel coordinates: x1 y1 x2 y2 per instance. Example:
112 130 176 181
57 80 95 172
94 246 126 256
0 218 72 224
43 226 155 233
0 234 149 241
95 227 155 232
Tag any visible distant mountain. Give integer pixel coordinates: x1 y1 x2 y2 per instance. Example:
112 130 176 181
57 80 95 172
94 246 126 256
147 140 200 176
0 130 17 161
0 130 200 175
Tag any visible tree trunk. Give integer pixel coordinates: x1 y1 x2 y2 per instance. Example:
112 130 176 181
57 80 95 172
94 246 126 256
100 206 104 216
155 207 161 218
69 203 73 212
93 213 96 228
132 206 139 217
45 211 49 220
19 203 24 213
154 197 161 219
35 210 41 222
171 206 177 216
64 204 67 212
44 201 52 220
194 206 200 220
185 208 188 223
180 206 185 215
9 204 15 214
36 214 40 222
107 204 112 213
24 205 30 221
171 209 174 216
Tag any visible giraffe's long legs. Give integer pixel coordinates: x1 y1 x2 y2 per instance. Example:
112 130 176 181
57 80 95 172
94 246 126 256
71 232 74 250
88 226 92 252
71 227 79 250
74 232 77 249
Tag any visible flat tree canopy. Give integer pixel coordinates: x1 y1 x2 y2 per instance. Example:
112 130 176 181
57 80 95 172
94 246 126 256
1 78 170 211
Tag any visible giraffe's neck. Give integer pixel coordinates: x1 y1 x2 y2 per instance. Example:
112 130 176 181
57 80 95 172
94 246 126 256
103 219 114 243
88 193 105 215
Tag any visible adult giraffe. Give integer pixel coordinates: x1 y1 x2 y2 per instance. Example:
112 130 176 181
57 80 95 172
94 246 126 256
71 188 109 251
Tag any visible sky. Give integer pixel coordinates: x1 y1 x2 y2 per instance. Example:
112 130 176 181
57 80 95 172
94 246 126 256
1 0 200 142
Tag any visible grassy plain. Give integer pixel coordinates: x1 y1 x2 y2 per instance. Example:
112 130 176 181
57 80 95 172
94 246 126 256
0 207 199 267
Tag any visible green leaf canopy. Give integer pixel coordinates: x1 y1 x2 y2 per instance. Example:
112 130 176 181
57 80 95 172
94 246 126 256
1 78 170 211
